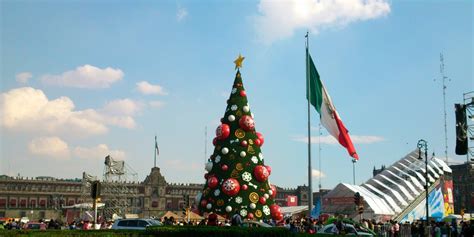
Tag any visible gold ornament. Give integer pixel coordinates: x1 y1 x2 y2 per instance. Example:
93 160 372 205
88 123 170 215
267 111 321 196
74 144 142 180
255 210 262 218
234 54 245 70
231 169 240 179
235 163 244 171
249 140 254 145
236 110 242 116
247 145 255 154
217 199 224 206
249 192 259 203
235 129 245 138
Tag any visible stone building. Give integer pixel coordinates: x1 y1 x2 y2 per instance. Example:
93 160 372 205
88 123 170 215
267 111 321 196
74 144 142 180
0 166 307 220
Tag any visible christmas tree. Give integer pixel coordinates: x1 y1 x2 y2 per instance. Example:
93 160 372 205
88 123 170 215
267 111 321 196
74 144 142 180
197 55 283 221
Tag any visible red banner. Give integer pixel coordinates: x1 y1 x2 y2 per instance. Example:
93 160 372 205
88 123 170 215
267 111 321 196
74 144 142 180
287 195 298 206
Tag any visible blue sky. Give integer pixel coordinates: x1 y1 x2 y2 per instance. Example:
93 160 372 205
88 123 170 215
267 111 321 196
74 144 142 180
1 0 472 190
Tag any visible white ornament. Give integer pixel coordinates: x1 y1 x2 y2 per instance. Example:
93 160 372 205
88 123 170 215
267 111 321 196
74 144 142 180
251 113 254 118
243 105 250 113
226 206 232 212
250 203 256 209
231 88 237 94
222 147 229 155
242 172 252 182
240 209 248 217
264 194 269 199
263 205 271 216
258 153 264 160
214 189 221 196
215 155 221 163
235 196 243 204
248 182 257 189
240 151 246 157
205 162 213 172
268 190 273 196
206 203 212 209
251 156 258 164
228 115 235 122
231 105 238 111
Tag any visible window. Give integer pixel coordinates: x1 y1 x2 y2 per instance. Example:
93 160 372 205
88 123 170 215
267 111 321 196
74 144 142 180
127 220 138 227
118 220 129 227
138 220 148 227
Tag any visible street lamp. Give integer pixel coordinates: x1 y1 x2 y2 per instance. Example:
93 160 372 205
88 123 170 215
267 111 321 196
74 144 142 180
417 139 429 225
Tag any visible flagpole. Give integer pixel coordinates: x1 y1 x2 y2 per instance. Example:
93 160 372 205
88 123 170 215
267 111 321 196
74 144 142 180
305 31 313 214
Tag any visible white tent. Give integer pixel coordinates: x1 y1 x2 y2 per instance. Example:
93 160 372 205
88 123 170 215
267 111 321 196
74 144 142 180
62 203 105 209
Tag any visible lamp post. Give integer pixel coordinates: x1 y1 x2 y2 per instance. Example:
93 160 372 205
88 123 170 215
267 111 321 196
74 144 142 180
417 139 429 226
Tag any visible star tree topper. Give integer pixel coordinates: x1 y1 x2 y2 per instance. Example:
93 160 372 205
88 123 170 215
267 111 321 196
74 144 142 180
234 54 245 70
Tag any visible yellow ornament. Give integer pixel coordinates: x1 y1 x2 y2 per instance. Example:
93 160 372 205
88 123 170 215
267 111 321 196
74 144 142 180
235 163 244 171
235 129 245 138
255 210 262 218
230 169 240 179
234 54 245 70
249 192 259 203
217 199 224 206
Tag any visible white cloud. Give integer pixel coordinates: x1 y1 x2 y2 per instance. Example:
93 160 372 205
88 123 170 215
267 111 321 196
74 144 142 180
136 81 167 95
73 144 126 160
149 100 165 108
1 87 107 136
28 136 70 159
312 169 326 178
254 0 391 44
41 64 123 89
16 72 32 84
102 99 142 116
177 7 188 22
292 135 385 144
0 87 142 136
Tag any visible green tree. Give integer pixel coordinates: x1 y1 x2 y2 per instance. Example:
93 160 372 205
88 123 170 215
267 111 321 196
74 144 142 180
197 55 282 221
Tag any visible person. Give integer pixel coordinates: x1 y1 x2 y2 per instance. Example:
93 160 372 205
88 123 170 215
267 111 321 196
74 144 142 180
207 212 218 226
231 213 242 227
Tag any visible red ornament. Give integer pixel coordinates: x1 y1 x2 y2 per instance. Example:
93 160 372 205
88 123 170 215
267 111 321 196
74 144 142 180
240 90 246 97
200 199 208 207
259 196 266 205
270 204 281 216
270 185 277 199
207 176 219 189
221 164 228 171
241 184 248 191
253 165 270 182
213 138 217 145
240 140 248 147
221 178 240 196
239 115 255 131
247 213 254 219
274 212 283 221
216 124 230 140
256 132 264 146
265 165 272 175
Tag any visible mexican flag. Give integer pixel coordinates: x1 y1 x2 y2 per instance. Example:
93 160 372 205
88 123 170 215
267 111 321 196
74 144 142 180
306 50 359 160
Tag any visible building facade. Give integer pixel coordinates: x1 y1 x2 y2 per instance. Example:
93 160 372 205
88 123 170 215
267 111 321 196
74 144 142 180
0 167 308 220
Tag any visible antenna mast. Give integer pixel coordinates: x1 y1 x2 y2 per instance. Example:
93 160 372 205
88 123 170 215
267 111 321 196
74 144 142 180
438 53 450 163
204 126 208 163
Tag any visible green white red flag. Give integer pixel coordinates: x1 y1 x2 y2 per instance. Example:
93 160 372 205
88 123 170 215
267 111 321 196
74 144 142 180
306 50 358 160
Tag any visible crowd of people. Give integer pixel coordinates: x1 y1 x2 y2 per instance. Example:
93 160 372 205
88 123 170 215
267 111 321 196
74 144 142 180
1 214 474 236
